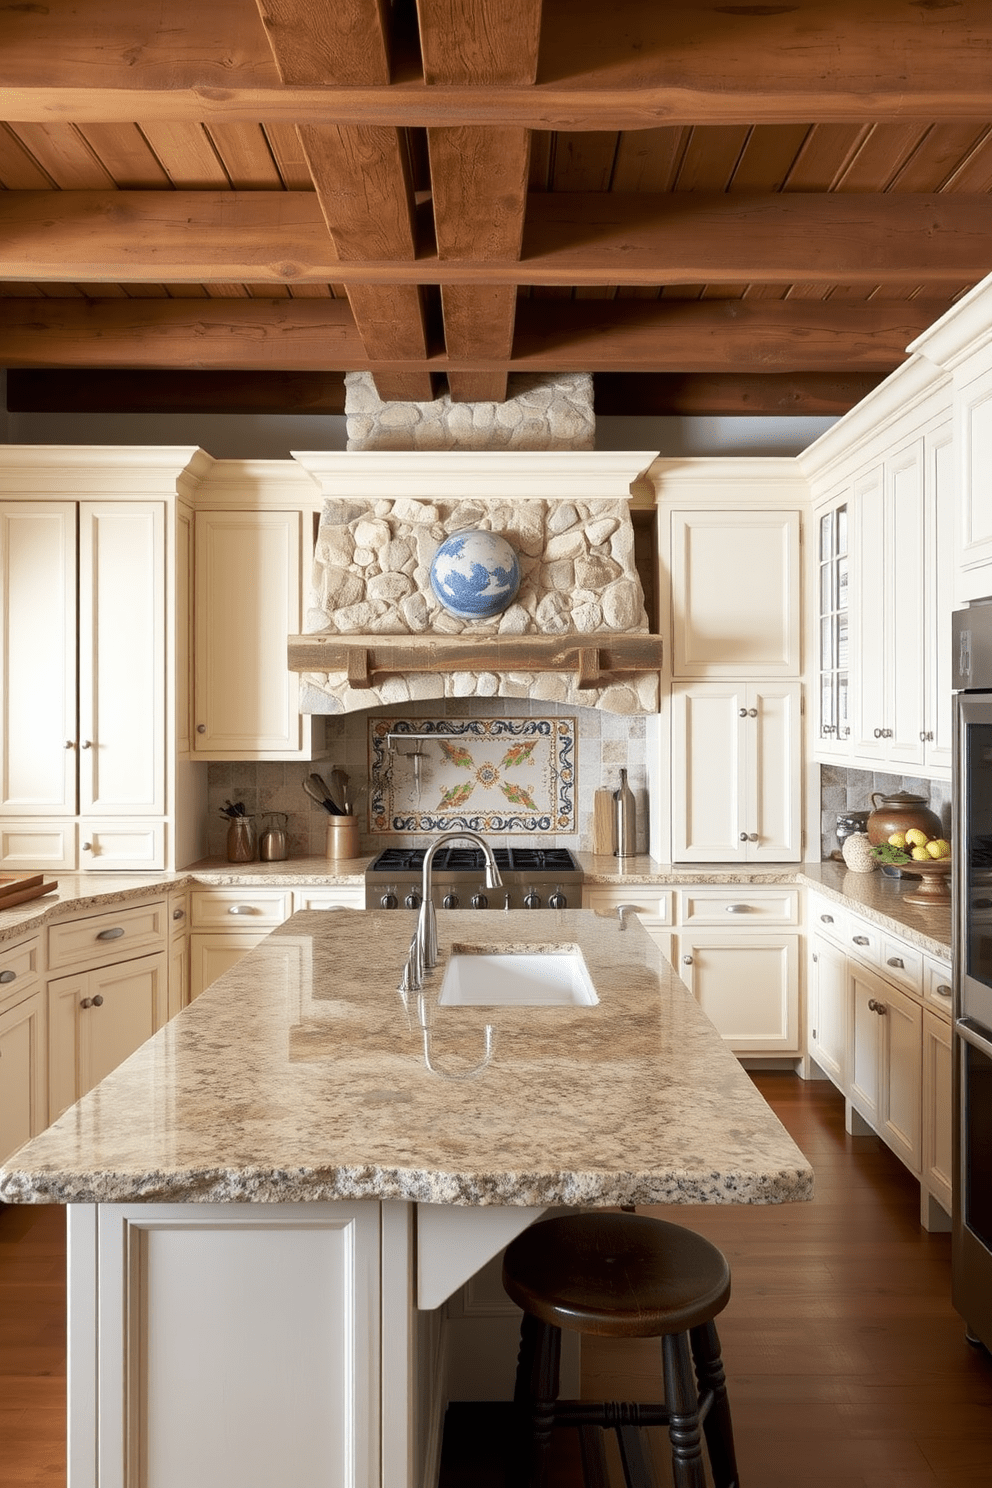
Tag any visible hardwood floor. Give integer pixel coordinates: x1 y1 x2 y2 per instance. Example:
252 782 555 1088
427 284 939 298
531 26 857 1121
3 1073 992 1485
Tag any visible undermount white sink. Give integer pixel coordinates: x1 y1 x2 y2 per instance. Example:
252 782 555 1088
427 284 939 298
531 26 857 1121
437 944 599 1006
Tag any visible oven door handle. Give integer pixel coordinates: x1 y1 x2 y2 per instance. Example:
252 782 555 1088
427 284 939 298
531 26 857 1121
956 1016 992 1057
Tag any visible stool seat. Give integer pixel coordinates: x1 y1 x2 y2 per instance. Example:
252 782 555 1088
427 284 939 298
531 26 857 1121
502 1212 740 1488
502 1212 731 1338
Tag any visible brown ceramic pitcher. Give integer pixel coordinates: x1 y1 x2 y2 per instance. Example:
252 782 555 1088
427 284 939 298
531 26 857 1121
866 790 942 846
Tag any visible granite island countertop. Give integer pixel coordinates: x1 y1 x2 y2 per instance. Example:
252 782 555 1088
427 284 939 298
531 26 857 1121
0 908 812 1211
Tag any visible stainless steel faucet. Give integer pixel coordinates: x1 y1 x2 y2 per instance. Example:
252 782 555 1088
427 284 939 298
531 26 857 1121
416 830 503 972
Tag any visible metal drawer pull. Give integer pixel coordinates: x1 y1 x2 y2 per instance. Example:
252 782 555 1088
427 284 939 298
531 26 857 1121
820 914 834 923
739 708 748 718
748 708 758 718
227 905 259 915
867 998 887 1015
936 984 952 998
739 832 749 842
616 904 638 930
974 899 992 910
0 969 16 983
853 935 870 946
173 907 185 920
80 994 105 1009
682 954 693 965
96 926 125 941
886 956 905 969
81 739 92 749
725 904 752 914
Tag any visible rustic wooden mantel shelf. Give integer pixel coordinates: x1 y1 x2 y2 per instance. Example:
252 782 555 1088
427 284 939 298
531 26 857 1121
287 634 664 690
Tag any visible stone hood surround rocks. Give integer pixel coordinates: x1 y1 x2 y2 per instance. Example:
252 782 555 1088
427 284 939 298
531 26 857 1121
291 451 660 716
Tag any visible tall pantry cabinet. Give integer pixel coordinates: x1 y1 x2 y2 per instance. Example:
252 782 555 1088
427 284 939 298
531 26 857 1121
647 460 806 864
0 448 210 871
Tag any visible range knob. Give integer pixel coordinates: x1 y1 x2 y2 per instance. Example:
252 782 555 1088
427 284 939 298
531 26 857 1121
523 889 541 909
548 886 567 909
380 891 398 910
404 890 422 910
442 891 460 909
470 892 489 909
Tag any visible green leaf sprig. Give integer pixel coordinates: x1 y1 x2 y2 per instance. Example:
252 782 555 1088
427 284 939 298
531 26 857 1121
870 841 913 865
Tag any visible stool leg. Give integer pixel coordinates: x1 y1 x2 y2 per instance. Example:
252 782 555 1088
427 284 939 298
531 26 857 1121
509 1314 561 1488
661 1333 707 1488
690 1320 739 1488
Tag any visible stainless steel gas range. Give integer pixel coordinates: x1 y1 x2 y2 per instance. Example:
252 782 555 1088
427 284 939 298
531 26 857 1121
363 845 583 912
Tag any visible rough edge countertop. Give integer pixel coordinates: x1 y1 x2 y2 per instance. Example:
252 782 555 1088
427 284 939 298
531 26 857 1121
0 909 813 1210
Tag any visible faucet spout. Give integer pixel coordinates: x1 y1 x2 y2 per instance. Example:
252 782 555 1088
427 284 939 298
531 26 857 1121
416 830 503 972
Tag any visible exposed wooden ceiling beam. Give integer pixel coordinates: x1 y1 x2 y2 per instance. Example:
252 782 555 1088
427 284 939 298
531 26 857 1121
4 1 992 125
258 6 432 401
3 191 988 286
593 372 886 418
5 368 348 414
254 0 392 85
0 296 941 372
417 0 543 86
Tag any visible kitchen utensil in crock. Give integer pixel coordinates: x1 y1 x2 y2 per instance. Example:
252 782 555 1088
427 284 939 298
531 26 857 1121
303 774 342 814
259 813 288 862
866 790 942 846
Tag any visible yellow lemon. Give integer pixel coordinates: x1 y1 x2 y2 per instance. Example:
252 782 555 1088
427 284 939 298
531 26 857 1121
927 839 951 859
905 828 930 847
887 831 907 849
911 845 930 861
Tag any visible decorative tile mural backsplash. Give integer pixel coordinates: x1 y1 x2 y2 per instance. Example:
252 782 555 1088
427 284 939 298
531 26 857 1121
369 716 576 835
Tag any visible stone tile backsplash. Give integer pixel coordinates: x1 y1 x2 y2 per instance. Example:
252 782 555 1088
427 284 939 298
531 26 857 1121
819 763 952 860
206 698 648 859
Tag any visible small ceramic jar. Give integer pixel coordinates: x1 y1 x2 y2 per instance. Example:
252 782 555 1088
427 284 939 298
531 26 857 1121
841 832 877 873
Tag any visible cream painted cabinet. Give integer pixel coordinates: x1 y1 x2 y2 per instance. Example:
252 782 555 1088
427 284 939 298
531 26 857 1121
48 951 168 1122
849 962 923 1174
671 681 802 862
677 931 800 1055
193 509 325 760
808 933 848 1088
922 1007 953 1220
168 890 190 1018
0 931 46 1166
670 508 801 678
188 886 294 999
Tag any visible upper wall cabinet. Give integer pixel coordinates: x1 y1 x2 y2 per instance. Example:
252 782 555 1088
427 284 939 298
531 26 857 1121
192 509 326 761
810 415 953 778
670 509 801 677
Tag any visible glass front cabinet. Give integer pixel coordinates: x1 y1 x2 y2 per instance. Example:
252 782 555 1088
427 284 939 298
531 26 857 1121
817 501 849 756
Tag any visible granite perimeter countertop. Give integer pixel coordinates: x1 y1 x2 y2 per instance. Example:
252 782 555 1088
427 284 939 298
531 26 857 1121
0 908 812 1211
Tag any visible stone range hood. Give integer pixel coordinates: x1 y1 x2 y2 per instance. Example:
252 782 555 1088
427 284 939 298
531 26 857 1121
288 451 662 716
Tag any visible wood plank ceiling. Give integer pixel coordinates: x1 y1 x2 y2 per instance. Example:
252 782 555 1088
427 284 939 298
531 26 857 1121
2 0 992 416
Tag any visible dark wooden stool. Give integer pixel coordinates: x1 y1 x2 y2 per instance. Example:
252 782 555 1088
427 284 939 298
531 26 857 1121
502 1211 739 1488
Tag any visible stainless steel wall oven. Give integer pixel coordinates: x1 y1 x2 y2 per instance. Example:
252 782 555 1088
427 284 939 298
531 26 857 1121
952 600 992 1347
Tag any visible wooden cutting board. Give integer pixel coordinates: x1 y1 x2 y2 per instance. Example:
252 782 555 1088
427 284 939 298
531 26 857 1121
0 873 44 900
592 789 616 856
0 877 58 911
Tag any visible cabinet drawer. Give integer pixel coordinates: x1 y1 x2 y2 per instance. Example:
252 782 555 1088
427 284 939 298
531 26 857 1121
48 899 167 974
846 916 881 966
293 887 365 912
0 932 41 1004
807 897 849 944
582 887 673 926
190 888 293 930
679 888 799 926
925 958 953 1018
879 936 924 998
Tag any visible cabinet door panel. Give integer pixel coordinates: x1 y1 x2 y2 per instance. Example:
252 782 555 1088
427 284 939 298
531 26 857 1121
879 982 922 1172
79 953 165 1097
671 509 800 676
926 427 954 772
0 503 77 814
678 934 799 1053
78 503 165 814
923 1009 952 1215
886 445 925 766
671 683 744 861
809 936 848 1089
0 989 46 1164
190 933 268 1000
750 682 802 861
849 967 882 1127
851 466 885 758
193 510 303 756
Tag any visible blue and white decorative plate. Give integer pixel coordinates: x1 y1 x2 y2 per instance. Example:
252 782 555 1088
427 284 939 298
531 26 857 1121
429 529 520 620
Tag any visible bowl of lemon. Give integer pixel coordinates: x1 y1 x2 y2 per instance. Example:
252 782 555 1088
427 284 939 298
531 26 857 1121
871 829 952 904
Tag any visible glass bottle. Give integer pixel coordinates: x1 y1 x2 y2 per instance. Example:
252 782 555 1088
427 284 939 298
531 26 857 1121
613 769 636 859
